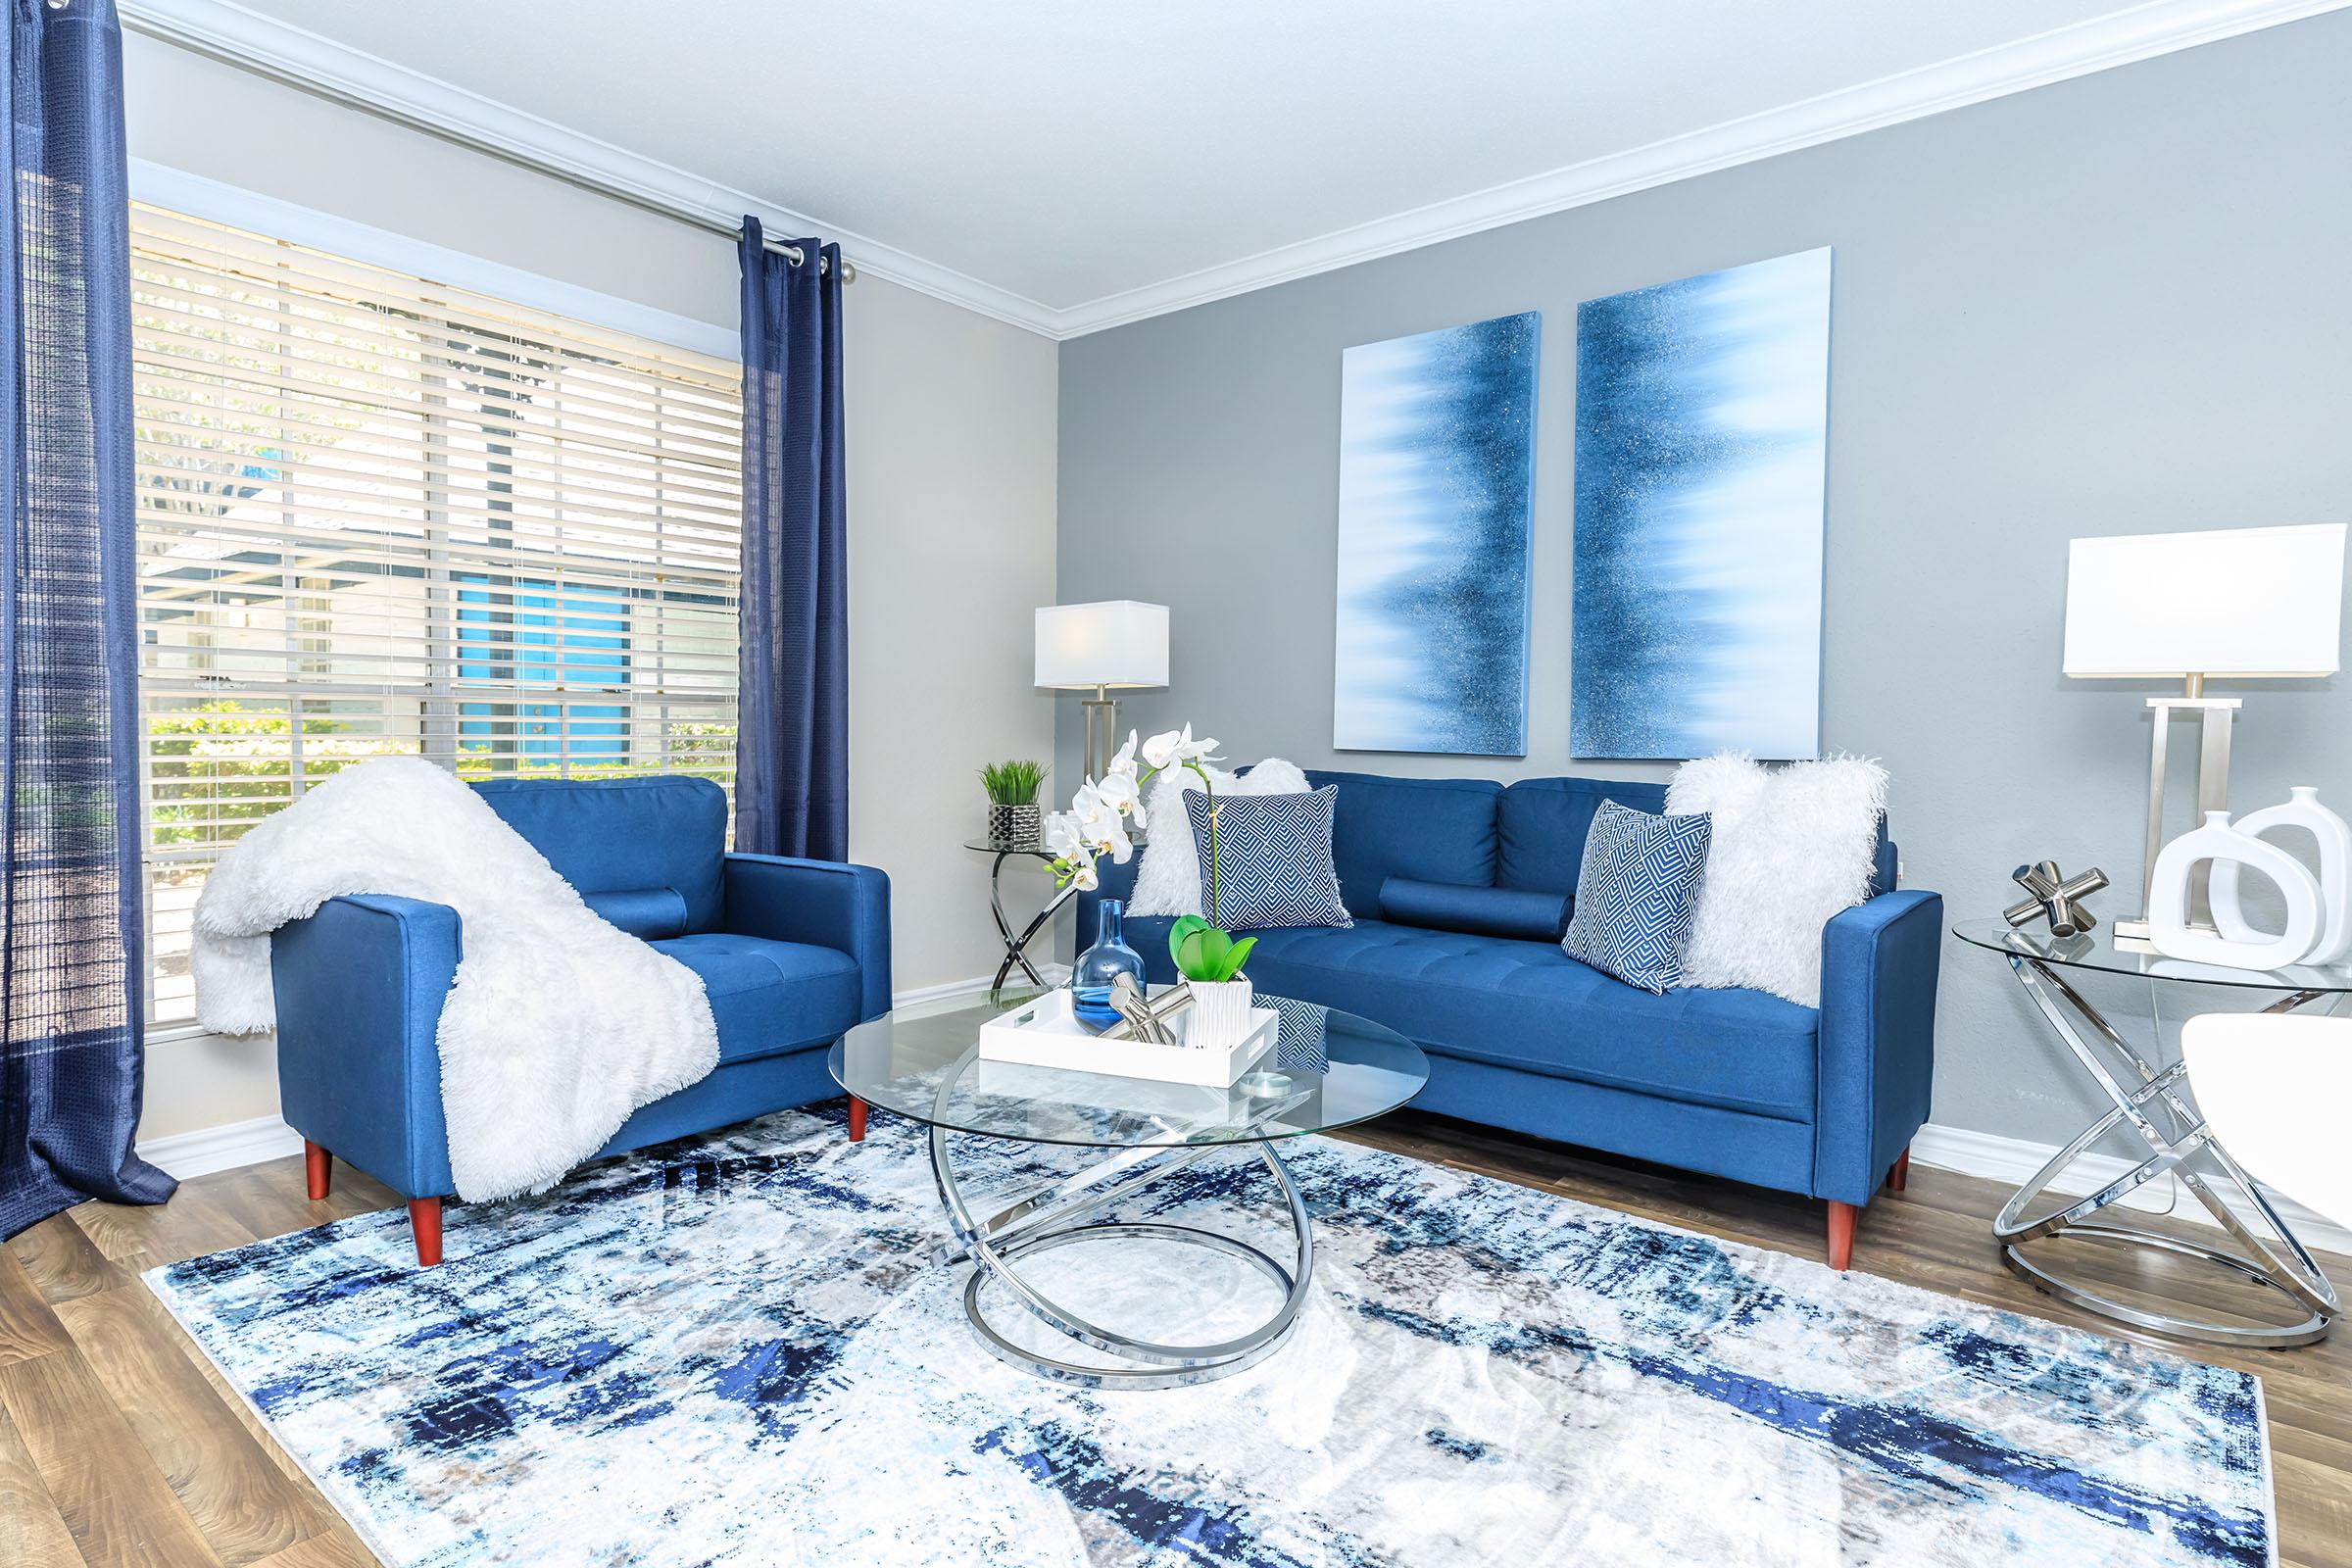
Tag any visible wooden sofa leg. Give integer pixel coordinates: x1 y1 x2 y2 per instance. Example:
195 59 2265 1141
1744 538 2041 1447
848 1098 868 1143
1887 1148 1911 1193
1826 1200 1858 1271
408 1199 444 1267
304 1140 331 1200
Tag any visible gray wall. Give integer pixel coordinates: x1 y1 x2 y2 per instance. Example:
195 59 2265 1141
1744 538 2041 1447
1054 13 2352 1150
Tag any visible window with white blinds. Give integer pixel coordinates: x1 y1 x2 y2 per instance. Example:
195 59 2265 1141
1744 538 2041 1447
132 202 744 1026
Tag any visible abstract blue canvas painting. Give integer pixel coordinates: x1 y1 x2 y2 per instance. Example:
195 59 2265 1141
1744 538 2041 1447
1334 311 1540 756
1571 248 1832 760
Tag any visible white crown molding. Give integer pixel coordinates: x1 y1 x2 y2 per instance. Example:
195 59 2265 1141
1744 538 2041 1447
113 2 2352 329
115 0 1064 338
1051 0 2352 337
1911 1119 2352 1261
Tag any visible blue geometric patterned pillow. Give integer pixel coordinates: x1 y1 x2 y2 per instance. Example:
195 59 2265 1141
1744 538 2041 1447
1185 787 1352 932
1561 802 1712 995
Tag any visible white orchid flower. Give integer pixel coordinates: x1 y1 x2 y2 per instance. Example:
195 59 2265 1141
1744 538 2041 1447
1093 769 1145 826
1140 727 1185 770
1067 856 1101 892
1044 812 1086 859
1105 731 1141 780
1175 724 1221 763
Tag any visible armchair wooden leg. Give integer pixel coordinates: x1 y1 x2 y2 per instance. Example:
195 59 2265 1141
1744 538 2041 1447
1826 1200 1858 1271
1887 1147 1911 1193
848 1098 868 1143
408 1199 444 1267
304 1140 331 1200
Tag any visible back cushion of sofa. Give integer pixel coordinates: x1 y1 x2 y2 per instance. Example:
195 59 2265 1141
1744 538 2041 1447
1301 771 1501 917
473 776 727 933
1497 777 1670 898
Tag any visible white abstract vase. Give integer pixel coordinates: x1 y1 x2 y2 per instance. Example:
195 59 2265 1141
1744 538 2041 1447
1186 977 1254 1053
2148 810 2323 972
2209 786 2352 965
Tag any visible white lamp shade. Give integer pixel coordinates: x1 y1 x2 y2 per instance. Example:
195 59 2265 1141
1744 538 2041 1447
1034 601 1169 690
2063 522 2347 679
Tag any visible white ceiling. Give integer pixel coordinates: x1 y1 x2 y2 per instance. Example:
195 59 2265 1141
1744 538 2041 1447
178 0 2334 331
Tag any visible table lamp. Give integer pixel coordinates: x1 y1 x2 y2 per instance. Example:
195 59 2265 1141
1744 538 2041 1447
1035 601 1169 784
2064 521 2347 939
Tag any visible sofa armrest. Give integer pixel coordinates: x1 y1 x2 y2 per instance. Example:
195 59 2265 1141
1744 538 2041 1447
721 855 892 1020
270 894 462 1200
1814 888 1942 1206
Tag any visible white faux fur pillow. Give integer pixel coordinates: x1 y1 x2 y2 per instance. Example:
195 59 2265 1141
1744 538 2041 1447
1667 754 1888 1008
1126 758 1311 917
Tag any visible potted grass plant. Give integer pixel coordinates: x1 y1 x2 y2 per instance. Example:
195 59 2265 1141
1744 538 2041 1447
978 759 1048 845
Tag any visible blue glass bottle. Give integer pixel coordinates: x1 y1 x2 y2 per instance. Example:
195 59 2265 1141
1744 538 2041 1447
1070 898 1146 1030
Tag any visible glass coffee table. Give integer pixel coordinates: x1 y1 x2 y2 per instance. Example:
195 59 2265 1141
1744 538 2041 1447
830 992 1427 1389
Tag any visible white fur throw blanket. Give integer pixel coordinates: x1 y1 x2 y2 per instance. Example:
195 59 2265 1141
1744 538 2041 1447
192 758 719 1202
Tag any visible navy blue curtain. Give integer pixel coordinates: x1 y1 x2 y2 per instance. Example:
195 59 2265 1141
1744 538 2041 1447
0 0 173 1240
735 218 848 860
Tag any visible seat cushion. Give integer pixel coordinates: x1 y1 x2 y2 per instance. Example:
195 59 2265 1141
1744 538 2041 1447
1301 771 1501 917
475 776 727 933
651 933 862 1065
1238 919 1820 1122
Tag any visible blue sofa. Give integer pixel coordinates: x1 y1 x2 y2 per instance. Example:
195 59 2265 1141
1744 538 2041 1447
271 776 891 1264
1082 770 1940 1268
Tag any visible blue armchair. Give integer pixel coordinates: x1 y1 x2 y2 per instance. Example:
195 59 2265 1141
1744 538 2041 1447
270 776 890 1264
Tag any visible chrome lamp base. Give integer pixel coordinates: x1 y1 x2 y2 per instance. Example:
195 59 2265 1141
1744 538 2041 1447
2117 678 2240 940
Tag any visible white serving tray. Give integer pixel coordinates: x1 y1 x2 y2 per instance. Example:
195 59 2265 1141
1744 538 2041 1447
978 986 1278 1088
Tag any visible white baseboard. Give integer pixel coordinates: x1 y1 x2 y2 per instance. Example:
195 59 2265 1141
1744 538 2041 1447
1910 1120 2352 1260
146 1016 2347 1265
136 970 1058 1179
138 1114 306 1180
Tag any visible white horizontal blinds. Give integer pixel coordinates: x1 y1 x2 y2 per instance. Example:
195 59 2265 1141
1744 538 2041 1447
132 202 744 1024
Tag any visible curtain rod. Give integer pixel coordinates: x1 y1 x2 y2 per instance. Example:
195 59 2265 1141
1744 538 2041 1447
118 8 858 283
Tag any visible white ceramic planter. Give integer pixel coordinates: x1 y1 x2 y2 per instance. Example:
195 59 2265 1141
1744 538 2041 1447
2149 810 2323 971
1187 977 1256 1053
2210 786 2352 965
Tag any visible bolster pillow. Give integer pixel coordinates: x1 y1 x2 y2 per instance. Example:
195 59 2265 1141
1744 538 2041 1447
581 886 690 940
1379 877 1572 942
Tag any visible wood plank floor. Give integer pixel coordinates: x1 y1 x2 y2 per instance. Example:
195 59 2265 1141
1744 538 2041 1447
2 1111 2345 1567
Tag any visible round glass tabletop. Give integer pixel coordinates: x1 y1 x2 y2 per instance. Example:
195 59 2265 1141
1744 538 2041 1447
1951 917 2352 993
830 991 1429 1149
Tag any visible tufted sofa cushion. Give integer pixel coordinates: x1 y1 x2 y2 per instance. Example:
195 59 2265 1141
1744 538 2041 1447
1233 919 1820 1122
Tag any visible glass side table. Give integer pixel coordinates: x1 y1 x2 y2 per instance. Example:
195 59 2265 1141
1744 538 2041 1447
964 838 1077 992
1953 918 2347 1347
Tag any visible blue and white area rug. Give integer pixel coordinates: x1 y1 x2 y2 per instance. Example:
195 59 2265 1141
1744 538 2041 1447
146 1105 2275 1567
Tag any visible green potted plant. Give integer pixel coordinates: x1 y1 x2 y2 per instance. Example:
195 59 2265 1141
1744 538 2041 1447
979 760 1048 845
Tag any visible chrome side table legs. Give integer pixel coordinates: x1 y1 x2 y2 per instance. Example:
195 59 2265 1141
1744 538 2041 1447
1997 955 2341 1347
928 1123 1314 1390
983 847 1077 991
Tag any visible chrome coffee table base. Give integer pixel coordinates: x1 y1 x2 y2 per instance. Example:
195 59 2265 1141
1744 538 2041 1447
1997 955 2341 1348
930 1125 1313 1390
